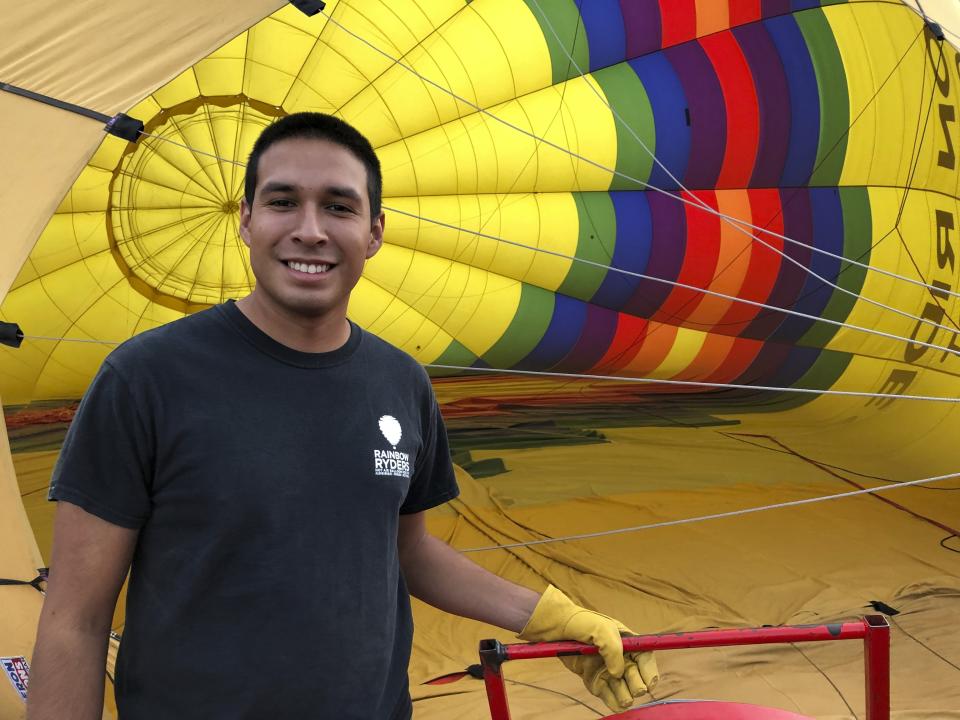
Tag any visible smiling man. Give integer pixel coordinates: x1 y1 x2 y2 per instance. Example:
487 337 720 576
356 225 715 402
27 113 657 720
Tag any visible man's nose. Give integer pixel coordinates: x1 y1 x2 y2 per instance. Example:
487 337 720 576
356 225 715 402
293 209 327 244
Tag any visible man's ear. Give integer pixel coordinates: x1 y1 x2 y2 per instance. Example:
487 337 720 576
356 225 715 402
239 197 252 248
366 211 386 259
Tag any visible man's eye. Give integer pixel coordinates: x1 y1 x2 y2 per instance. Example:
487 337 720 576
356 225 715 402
268 199 294 207
329 204 355 213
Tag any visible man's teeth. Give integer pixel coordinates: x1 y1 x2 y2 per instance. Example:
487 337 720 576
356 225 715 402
287 261 330 274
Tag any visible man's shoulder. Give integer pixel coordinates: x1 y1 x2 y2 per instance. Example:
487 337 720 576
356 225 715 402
104 305 225 372
357 327 423 367
355 327 431 385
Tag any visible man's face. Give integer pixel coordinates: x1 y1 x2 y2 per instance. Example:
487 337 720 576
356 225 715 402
239 137 384 320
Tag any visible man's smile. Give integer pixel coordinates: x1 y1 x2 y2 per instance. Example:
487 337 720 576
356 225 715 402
284 259 337 276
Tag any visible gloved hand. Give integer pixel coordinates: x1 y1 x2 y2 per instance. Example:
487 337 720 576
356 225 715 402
518 585 659 712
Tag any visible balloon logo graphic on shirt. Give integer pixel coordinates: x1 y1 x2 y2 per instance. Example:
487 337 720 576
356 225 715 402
379 415 402 448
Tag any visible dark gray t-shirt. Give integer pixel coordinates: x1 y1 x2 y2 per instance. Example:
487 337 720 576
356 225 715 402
49 301 459 719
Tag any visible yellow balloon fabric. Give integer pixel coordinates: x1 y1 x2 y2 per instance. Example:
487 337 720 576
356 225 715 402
2 1 960 718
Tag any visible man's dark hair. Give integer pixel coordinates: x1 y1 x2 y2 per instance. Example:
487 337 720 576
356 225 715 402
244 112 382 218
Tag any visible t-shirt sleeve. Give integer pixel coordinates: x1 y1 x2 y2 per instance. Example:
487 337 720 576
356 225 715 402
48 358 153 529
400 394 459 514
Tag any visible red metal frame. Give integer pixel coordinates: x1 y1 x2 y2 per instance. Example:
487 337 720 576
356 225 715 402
480 615 890 720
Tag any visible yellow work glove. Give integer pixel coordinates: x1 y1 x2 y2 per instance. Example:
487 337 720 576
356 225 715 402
518 585 659 712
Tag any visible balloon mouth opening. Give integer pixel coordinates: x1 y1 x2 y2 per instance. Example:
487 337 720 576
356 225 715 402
222 200 240 213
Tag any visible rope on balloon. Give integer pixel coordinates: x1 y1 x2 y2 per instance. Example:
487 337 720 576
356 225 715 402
382 204 960 362
527 1 960 333
420 362 960 404
126 126 960 363
19 334 960 404
8 10 953 358
319 3 960 318
456 469 960 553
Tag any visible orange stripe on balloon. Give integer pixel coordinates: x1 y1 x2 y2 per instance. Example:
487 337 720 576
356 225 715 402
616 320 678 377
695 0 729 38
673 331 736 381
717 189 784 333
700 32 760 188
683 190 754 329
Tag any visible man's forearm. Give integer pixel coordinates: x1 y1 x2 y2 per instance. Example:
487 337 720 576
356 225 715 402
27 613 109 720
400 533 540 632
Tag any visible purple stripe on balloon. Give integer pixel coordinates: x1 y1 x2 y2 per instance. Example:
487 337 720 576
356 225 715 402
625 192 686 319
733 23 791 187
771 188 844 341
733 337 792 385
762 0 792 17
744 188 813 338
621 0 662 58
735 340 818 388
664 42 726 189
553 304 620 373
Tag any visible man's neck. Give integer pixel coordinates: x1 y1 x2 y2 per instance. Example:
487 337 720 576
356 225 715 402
235 293 351 353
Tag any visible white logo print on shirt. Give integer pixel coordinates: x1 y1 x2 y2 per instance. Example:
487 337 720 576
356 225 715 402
379 415 402 447
374 415 410 479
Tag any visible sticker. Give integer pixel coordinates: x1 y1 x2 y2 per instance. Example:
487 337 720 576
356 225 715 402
1 657 29 701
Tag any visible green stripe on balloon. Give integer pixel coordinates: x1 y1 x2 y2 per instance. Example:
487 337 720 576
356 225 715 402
480 283 554 369
429 339 480 377
556 192 616 301
796 9 850 186
591 63 656 192
792 346 854 396
753 348 854 414
522 0 590 85
800 186 872 347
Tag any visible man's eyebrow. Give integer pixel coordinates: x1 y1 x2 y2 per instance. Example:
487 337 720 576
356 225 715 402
258 182 362 203
326 186 363 203
259 181 298 196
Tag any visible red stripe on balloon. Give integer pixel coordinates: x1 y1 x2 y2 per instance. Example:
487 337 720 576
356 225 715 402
700 334 765 385
593 313 650 374
700 32 760 188
658 0 697 47
728 0 761 27
652 190 722 326
716 189 784 332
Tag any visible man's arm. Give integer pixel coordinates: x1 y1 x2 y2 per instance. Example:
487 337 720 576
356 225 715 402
397 511 539 632
398 511 659 712
27 501 138 720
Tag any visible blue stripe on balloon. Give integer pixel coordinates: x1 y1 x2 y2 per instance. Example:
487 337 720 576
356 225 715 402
765 15 820 185
591 191 652 309
515 293 587 370
664 41 726 190
733 23 791 187
770 188 844 341
628 53 690 189
767 344 821 387
791 0 822 12
580 0 626 72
